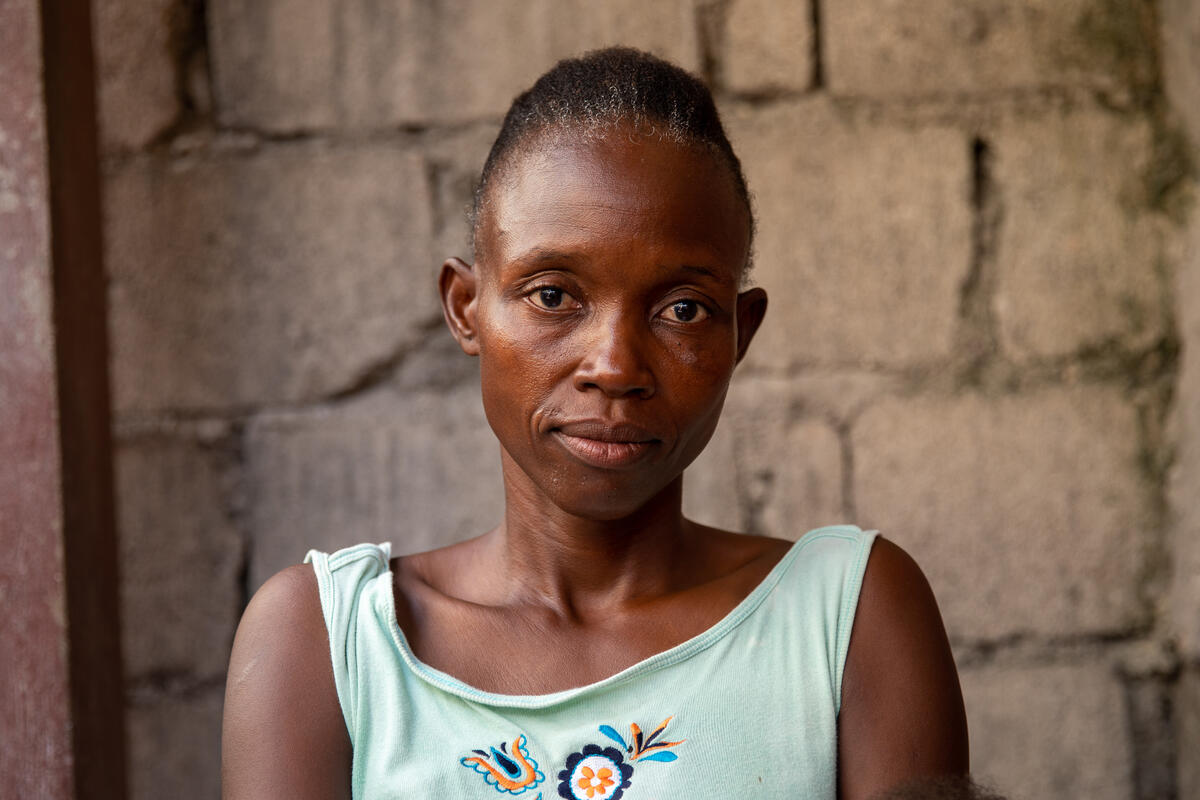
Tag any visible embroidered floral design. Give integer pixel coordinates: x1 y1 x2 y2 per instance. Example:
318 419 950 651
557 718 684 800
558 745 633 800
461 734 546 795
599 717 685 763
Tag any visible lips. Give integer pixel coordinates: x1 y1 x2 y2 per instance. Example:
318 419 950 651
550 420 661 469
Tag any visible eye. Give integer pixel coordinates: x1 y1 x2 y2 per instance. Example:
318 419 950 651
528 286 575 310
661 299 709 323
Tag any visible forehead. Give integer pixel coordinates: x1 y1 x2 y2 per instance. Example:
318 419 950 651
479 129 750 278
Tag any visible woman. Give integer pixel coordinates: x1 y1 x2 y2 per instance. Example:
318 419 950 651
222 48 969 799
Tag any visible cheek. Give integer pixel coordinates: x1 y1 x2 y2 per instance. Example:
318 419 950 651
481 311 567 380
664 323 739 384
476 305 568 423
661 339 737 437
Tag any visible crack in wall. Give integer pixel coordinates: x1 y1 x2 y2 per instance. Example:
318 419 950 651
1124 674 1180 800
126 671 226 706
140 0 214 153
836 422 856 523
1133 339 1182 642
321 315 451 404
955 135 1002 387
426 159 449 240
696 0 731 90
227 418 253 619
952 629 1178 671
809 0 825 91
740 467 773 537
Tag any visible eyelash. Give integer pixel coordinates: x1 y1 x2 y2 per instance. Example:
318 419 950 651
524 285 711 325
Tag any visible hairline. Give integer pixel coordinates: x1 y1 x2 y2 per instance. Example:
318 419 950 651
470 119 756 282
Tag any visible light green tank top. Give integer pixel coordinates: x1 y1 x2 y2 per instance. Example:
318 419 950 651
306 525 877 799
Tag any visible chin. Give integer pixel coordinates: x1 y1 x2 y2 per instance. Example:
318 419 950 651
558 501 658 524
558 496 651 522
499 444 687 522
543 473 676 522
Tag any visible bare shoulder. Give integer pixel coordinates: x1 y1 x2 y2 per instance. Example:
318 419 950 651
837 537 969 799
858 537 940 616
222 564 351 800
228 564 324 662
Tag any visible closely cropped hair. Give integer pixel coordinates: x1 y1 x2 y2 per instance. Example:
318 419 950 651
472 47 754 261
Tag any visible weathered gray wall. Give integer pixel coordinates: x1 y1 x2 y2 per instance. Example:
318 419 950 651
91 1 1199 798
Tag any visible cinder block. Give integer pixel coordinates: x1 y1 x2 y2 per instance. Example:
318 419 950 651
1124 675 1178 799
685 375 845 536
728 376 845 537
854 387 1148 640
92 0 180 151
961 663 1132 800
750 414 843 538
423 122 503 263
726 99 972 368
683 410 742 531
1163 0 1200 149
245 379 504 589
824 0 1150 98
206 0 337 131
1169 217 1200 657
209 0 701 131
722 0 813 93
783 372 899 426
992 108 1164 360
106 142 437 413
127 688 223 800
116 431 242 679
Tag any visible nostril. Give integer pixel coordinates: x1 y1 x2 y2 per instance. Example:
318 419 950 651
575 371 655 399
578 379 654 399
574 352 655 398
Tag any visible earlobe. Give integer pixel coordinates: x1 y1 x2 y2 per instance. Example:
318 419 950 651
734 287 768 364
439 257 481 356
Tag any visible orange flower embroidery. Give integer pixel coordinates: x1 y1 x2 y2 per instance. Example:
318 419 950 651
576 765 615 798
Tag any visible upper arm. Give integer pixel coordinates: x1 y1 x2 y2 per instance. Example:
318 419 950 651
222 564 352 800
837 537 969 800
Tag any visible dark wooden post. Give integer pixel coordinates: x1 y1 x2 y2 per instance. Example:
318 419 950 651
0 1 127 797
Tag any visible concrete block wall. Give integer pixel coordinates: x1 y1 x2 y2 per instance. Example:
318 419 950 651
91 1 1198 797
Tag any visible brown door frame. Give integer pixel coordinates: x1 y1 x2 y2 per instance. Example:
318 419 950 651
1 1 127 797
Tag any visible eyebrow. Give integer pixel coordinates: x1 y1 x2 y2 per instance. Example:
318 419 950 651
679 264 724 282
511 247 583 268
509 248 733 286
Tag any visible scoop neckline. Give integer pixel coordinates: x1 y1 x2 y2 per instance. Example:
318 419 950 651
373 527 859 709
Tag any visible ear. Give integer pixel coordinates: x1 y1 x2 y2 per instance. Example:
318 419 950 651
439 257 480 356
734 287 768 364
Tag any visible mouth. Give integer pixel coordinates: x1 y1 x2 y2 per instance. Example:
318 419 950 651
550 420 661 469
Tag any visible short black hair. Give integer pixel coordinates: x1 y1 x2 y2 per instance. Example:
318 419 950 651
472 47 754 266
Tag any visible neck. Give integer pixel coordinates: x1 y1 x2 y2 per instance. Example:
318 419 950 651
488 452 695 621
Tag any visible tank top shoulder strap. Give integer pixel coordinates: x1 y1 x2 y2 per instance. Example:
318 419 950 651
781 525 879 712
304 542 393 737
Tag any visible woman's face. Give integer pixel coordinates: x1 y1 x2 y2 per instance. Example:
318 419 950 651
445 127 765 521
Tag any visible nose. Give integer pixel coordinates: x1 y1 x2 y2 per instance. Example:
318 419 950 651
573 312 656 399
